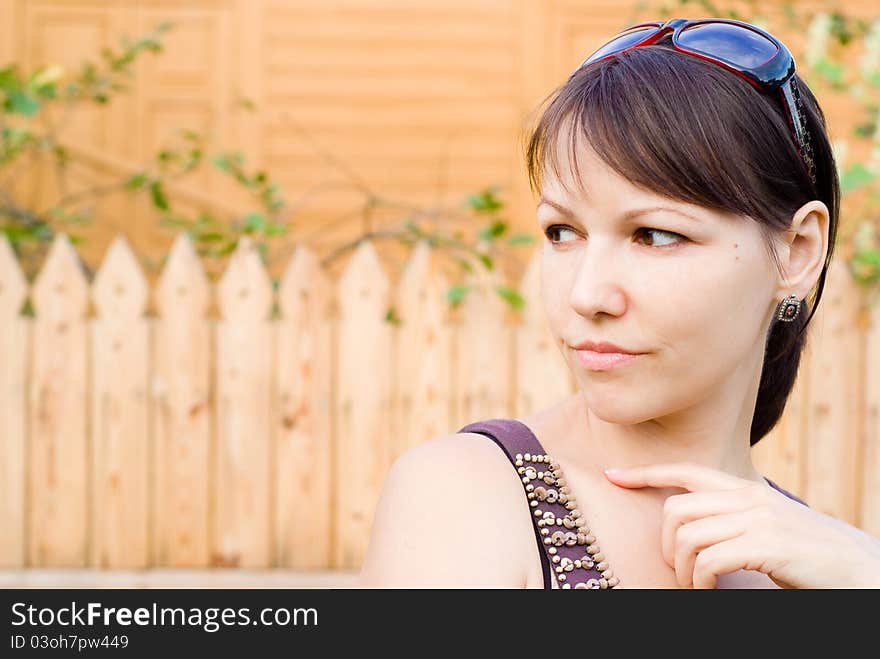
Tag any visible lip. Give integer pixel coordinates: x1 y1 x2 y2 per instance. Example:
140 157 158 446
569 339 646 371
575 350 641 371
570 339 641 355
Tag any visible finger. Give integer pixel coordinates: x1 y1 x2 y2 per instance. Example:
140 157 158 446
673 512 750 588
604 462 749 493
691 535 756 589
661 487 762 565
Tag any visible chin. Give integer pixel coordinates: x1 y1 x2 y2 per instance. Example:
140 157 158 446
580 391 659 426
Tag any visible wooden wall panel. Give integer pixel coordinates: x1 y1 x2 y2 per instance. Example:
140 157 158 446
263 0 522 267
4 0 878 282
1 0 878 570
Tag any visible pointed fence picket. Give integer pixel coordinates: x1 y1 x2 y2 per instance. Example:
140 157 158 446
28 234 89 566
214 237 275 568
333 241 393 569
274 245 333 569
0 236 28 567
90 236 151 568
0 231 876 572
391 241 453 464
152 234 212 567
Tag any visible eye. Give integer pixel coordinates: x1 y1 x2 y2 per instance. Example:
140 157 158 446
543 224 579 244
633 227 687 248
543 224 687 248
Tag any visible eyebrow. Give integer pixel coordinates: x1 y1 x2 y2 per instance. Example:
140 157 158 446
537 196 704 224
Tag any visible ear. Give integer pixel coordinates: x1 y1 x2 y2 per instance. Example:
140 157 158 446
774 200 830 302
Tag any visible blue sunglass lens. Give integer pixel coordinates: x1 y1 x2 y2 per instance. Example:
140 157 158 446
678 22 778 68
584 26 659 64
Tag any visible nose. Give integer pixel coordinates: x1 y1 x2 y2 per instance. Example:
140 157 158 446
566 242 628 319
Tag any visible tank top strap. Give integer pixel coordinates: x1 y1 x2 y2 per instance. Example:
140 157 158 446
457 418 609 590
458 418 547 460
764 476 810 507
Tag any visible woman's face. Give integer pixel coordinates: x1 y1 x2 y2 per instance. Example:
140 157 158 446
538 138 781 424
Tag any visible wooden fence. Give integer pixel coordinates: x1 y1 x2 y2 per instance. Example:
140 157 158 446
0 231 878 571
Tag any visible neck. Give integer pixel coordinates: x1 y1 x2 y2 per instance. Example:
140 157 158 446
572 368 765 486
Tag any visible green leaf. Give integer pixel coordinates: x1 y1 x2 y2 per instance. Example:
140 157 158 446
840 163 876 193
7 90 39 116
496 285 525 310
159 216 190 229
125 172 149 190
478 219 507 242
243 211 267 233
384 306 402 326
264 221 287 237
812 57 844 85
218 240 238 257
849 248 880 284
211 154 232 172
507 233 535 246
0 65 20 92
454 256 474 274
149 180 169 210
446 285 470 307
466 186 503 214
853 122 876 138
828 12 853 46
477 253 494 270
52 144 69 167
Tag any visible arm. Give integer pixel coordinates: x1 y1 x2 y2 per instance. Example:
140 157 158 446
357 433 534 588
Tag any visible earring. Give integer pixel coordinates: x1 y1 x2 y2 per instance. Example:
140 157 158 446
776 294 801 322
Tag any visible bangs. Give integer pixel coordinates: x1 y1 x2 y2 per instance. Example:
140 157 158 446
524 43 806 236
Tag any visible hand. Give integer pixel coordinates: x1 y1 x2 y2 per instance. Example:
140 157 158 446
604 462 880 589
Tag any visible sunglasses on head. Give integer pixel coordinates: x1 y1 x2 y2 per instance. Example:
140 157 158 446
568 18 817 190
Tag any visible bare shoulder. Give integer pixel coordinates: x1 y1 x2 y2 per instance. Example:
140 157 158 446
357 431 535 588
808 507 880 552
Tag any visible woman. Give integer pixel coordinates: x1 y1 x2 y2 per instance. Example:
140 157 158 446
358 18 880 588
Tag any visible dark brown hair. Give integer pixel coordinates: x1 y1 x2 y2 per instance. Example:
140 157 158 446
523 37 840 446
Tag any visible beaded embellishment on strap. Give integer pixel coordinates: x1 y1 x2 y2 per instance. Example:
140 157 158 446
457 418 620 590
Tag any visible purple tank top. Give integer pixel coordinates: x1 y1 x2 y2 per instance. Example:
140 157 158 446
456 417 809 590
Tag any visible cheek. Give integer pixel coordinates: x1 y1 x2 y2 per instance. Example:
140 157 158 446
539 256 568 322
650 249 773 359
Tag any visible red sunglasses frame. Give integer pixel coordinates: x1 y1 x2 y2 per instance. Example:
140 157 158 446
570 18 816 190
